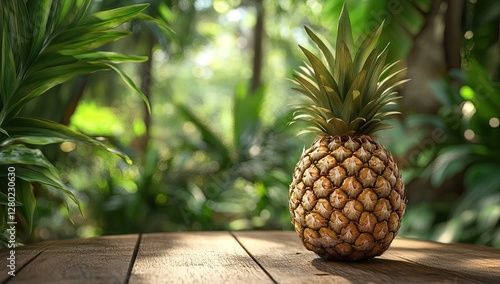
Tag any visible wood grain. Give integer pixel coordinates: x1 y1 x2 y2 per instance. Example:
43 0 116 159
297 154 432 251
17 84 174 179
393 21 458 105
2 231 499 284
3 234 138 284
0 240 53 283
129 231 273 283
233 231 500 284
383 238 500 283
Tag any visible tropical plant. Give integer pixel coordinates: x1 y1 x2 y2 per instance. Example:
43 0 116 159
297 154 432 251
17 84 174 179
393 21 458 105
395 0 500 247
403 60 500 247
55 83 298 236
0 0 162 246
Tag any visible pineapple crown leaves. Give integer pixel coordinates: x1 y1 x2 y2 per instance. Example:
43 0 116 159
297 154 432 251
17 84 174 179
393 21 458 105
290 4 408 137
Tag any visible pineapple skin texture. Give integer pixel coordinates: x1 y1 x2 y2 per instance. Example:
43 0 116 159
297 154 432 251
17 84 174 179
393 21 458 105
289 135 406 261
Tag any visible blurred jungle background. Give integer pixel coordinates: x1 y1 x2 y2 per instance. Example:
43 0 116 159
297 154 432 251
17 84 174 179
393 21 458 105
1 0 499 248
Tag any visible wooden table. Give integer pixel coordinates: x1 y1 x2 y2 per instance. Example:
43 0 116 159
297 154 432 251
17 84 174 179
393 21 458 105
1 231 499 283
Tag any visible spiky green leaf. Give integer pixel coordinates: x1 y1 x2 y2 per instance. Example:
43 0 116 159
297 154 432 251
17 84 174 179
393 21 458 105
290 4 406 137
336 4 354 59
304 26 336 73
0 145 82 215
353 22 384 73
1 117 132 164
16 180 36 232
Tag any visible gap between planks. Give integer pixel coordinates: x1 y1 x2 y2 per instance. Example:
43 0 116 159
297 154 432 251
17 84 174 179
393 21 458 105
127 231 275 283
230 231 278 284
125 233 142 284
2 234 140 283
2 248 45 283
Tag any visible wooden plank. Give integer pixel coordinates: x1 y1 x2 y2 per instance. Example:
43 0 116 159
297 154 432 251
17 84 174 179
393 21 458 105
3 231 498 283
0 240 53 283
233 231 500 284
4 234 138 283
383 238 500 283
129 231 274 283
233 231 352 284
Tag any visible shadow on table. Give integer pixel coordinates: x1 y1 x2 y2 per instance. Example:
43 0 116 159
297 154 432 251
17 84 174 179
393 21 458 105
310 256 490 284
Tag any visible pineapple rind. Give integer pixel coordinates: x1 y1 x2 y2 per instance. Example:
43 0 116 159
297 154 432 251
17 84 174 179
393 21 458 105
289 135 406 261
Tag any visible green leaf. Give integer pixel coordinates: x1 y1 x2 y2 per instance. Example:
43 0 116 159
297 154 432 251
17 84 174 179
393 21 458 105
323 1 430 61
377 65 407 93
8 63 105 118
304 26 335 73
27 1 52 64
328 117 349 135
463 60 500 119
336 3 354 59
15 166 63 192
348 117 367 131
54 0 77 30
2 117 132 163
176 103 232 167
0 191 20 207
335 42 354 98
320 76 343 116
136 12 175 34
0 146 82 215
14 166 82 218
1 2 155 123
292 72 325 106
59 50 147 63
345 70 367 113
234 83 265 151
299 45 339 95
427 145 477 187
16 180 36 232
363 45 390 104
78 4 149 31
0 128 8 137
342 89 361 123
48 30 131 51
353 22 384 74
1 24 17 106
0 145 54 170
360 121 392 135
50 0 91 32
461 163 500 210
105 63 151 114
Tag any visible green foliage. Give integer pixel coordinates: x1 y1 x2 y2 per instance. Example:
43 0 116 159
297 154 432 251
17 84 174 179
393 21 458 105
0 0 155 246
400 60 500 247
159 83 297 231
2 0 497 249
396 0 500 247
322 0 432 61
51 84 298 235
290 7 407 137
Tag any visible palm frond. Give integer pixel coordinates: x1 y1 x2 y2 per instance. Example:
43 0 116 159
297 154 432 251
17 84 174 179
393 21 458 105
0 1 151 124
0 0 169 234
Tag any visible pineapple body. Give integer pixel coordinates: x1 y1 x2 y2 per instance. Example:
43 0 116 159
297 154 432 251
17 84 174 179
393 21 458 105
289 135 405 261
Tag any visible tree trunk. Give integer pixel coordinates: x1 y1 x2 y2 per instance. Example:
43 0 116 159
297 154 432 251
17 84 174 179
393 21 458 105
250 0 264 94
135 32 155 156
62 75 89 125
443 0 464 71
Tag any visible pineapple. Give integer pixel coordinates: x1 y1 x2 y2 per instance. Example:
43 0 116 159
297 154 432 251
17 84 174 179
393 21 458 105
289 4 407 261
